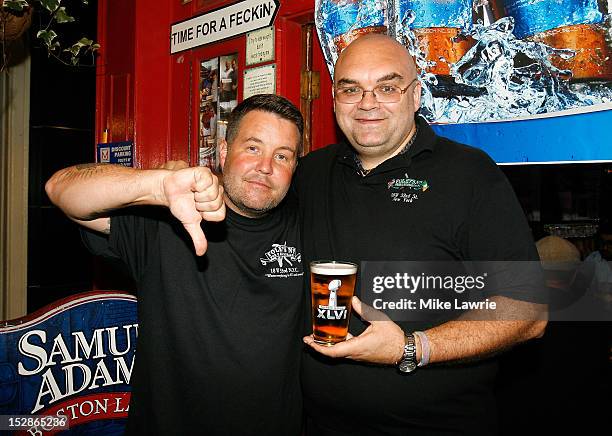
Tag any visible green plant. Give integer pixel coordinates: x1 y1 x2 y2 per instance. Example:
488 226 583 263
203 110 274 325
1 0 99 70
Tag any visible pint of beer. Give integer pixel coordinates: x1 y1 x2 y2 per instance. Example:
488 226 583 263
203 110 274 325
310 261 358 346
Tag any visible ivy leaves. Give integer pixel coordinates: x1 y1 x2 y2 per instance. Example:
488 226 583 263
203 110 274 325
38 0 59 12
2 0 99 67
36 28 59 50
64 37 100 65
2 0 30 12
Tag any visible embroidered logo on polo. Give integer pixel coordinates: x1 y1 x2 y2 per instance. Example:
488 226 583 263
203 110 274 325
387 174 429 203
260 242 304 278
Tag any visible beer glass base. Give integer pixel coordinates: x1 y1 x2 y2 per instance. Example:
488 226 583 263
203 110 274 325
313 338 344 346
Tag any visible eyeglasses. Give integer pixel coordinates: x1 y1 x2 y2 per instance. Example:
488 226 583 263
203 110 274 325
334 78 419 104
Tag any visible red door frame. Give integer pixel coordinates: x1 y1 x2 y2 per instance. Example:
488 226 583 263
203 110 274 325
96 0 338 169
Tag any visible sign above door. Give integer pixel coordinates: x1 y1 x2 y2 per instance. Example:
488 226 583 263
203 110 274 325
170 0 279 54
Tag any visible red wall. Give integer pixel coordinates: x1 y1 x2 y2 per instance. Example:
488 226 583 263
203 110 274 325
97 0 337 169
96 0 135 146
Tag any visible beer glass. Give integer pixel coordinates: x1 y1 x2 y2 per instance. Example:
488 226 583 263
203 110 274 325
310 261 358 346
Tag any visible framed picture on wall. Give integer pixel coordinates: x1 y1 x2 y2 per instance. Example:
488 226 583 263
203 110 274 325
199 57 219 168
218 53 239 121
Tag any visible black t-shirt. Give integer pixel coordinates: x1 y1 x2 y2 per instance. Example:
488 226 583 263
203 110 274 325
81 203 304 435
294 117 540 435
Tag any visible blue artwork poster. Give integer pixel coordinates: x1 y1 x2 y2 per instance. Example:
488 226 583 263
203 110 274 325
432 108 612 164
315 0 612 164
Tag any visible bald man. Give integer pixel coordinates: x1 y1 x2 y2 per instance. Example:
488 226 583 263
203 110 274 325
296 34 547 435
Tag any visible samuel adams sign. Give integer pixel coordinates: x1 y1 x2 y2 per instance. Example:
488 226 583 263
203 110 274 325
0 292 137 434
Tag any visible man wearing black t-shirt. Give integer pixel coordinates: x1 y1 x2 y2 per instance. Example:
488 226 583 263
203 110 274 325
297 34 548 435
45 95 305 435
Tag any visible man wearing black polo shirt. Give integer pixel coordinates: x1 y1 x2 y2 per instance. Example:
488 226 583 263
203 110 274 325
45 95 305 435
298 34 547 435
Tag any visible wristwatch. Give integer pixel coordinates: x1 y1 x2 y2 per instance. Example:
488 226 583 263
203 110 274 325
398 333 418 373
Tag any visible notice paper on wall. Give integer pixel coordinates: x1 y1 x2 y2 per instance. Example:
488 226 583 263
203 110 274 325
243 64 276 99
246 25 275 65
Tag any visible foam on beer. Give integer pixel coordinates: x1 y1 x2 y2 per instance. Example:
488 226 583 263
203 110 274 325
310 262 357 276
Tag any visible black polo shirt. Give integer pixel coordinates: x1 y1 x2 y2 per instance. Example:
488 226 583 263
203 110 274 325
295 116 540 435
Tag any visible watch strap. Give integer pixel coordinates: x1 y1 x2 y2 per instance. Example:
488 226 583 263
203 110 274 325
398 333 417 373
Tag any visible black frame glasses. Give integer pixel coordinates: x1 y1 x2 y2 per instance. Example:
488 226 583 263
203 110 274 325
334 77 419 104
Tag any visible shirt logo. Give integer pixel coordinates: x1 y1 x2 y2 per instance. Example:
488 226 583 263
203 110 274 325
387 174 429 203
260 242 303 278
388 173 429 191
